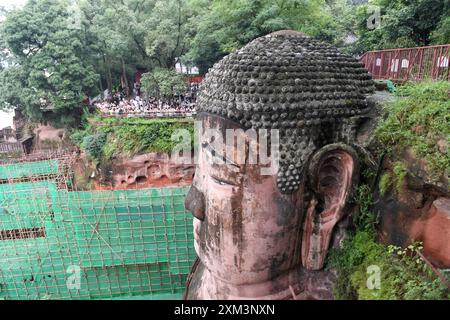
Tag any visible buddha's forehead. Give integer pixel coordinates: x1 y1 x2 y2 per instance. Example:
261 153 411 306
197 113 254 170
196 30 374 193
198 112 244 134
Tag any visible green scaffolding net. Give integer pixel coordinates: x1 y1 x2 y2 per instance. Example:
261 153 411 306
0 159 59 180
0 157 196 300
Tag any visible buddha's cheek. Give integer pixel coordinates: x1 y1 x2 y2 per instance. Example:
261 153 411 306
236 179 303 278
196 176 303 284
194 183 238 275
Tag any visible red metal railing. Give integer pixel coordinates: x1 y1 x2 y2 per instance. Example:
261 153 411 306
360 44 450 82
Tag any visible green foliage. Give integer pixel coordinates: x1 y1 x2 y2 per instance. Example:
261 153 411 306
184 0 350 72
351 0 450 53
80 133 107 163
352 184 377 232
378 162 411 196
72 116 194 161
141 69 187 98
328 231 448 300
376 81 450 179
393 161 408 193
103 118 194 158
431 15 450 44
144 0 196 69
0 0 100 126
379 172 392 195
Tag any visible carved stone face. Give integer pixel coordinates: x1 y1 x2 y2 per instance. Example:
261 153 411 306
187 113 304 284
185 113 358 299
184 30 372 300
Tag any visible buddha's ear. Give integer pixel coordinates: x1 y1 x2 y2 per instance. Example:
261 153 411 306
301 143 359 270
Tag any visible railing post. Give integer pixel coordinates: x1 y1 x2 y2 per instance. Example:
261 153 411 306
386 51 391 80
405 49 412 82
431 47 438 80
418 48 424 80
379 52 384 79
435 46 443 80
371 53 377 77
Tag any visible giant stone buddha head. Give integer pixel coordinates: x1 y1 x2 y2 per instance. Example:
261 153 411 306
184 30 374 300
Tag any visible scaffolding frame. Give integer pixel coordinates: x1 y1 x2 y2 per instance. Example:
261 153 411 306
0 152 195 300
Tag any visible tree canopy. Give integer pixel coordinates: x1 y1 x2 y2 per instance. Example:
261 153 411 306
0 0 99 126
351 0 450 53
141 68 187 98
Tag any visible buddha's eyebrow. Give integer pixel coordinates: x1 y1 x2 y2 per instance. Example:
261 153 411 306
202 142 239 168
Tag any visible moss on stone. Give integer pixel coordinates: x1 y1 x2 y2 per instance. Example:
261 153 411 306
379 172 392 196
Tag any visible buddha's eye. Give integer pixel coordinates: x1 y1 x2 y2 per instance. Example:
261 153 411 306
210 175 235 186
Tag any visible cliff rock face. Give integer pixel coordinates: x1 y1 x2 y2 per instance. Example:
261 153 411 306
410 198 450 268
376 153 450 268
33 124 66 150
92 153 195 190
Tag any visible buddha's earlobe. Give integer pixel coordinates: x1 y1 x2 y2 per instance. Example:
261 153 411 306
301 144 359 270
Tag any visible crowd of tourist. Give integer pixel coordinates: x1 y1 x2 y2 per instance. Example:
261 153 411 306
94 84 198 117
95 97 196 116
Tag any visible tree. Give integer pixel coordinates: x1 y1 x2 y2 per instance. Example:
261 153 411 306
184 0 339 73
143 0 196 69
80 0 157 92
141 68 187 98
0 0 99 127
351 0 449 53
430 2 450 44
78 0 195 92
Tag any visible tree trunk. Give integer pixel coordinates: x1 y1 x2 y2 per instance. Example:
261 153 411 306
121 58 130 96
103 54 113 93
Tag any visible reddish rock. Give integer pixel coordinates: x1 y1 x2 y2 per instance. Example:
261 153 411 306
412 125 424 134
411 197 450 268
376 159 450 269
436 139 448 154
94 153 195 190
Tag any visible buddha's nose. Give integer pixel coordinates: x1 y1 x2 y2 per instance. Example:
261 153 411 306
185 185 205 221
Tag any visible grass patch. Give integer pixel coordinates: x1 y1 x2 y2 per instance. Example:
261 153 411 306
379 172 392 195
375 80 450 178
393 161 408 193
351 184 377 232
70 116 195 162
327 231 449 300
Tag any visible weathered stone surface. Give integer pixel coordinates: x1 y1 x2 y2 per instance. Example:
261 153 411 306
33 124 65 150
402 147 449 190
185 30 375 300
91 153 195 190
411 197 450 268
377 158 450 268
196 30 374 194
